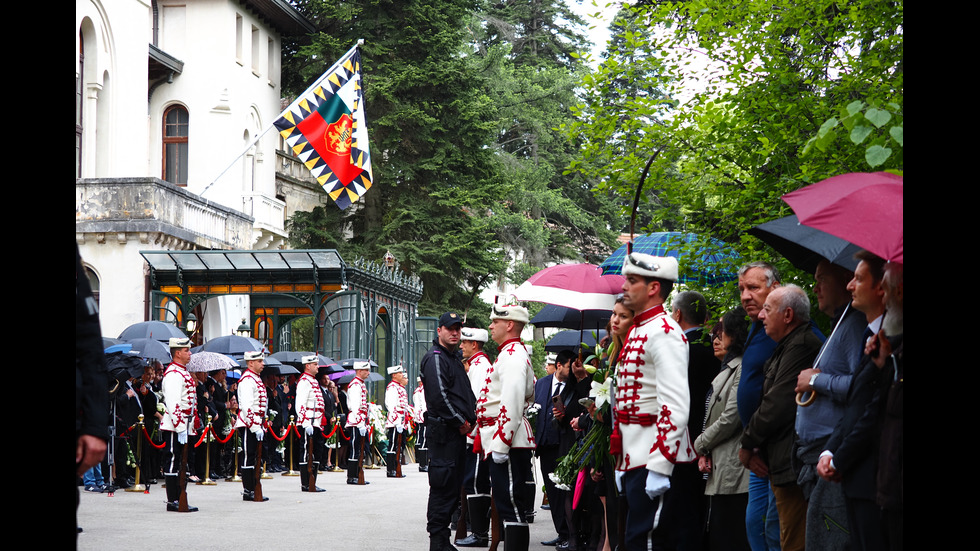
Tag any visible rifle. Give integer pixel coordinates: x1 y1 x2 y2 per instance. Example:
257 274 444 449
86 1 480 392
395 428 403 478
253 426 264 501
357 427 366 485
177 416 190 512
307 428 316 490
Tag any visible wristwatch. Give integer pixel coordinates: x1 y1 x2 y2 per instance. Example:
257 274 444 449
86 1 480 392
808 373 819 388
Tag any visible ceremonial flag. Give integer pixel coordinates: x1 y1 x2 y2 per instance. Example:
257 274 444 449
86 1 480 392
274 48 372 210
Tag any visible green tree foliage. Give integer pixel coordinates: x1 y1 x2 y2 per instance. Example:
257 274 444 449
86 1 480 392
285 0 506 316
567 0 903 317
285 0 626 319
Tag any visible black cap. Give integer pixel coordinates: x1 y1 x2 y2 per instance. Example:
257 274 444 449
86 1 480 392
438 311 463 328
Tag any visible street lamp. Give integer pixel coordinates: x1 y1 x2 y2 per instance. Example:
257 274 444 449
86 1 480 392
235 318 251 337
186 313 198 334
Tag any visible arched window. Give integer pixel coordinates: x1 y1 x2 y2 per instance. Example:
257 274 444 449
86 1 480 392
77 32 84 178
163 105 189 185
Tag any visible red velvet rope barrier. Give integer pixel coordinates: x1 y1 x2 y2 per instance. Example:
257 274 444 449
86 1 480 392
265 420 289 442
141 425 167 449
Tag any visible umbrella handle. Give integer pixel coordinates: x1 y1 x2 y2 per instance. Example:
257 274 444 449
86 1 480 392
629 145 667 243
795 391 816 407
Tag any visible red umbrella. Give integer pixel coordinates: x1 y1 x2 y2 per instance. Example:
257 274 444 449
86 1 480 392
513 263 625 310
782 172 903 263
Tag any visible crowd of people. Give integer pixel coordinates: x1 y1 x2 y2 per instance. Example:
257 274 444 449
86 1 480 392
77 246 903 551
420 251 902 551
78 343 417 507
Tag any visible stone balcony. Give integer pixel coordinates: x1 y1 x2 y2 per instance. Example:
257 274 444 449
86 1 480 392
75 177 254 250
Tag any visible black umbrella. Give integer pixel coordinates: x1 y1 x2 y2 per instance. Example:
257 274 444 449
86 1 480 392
334 371 384 385
118 321 188 342
105 351 146 383
544 330 608 353
338 358 380 370
198 335 267 360
748 214 861 274
530 304 612 330
237 355 294 376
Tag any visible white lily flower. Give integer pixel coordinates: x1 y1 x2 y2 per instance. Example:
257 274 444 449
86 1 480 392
590 377 612 410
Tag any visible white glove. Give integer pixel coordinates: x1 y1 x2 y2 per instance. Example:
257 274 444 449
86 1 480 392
396 426 404 434
254 428 265 441
177 430 188 445
359 427 368 437
645 470 670 499
614 470 625 492
492 451 508 464
305 425 314 436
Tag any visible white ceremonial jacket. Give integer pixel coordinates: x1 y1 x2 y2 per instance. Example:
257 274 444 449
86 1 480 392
161 362 197 434
235 369 268 433
346 376 369 429
412 384 426 424
475 338 536 456
614 304 693 476
385 382 409 430
466 351 492 444
295 372 325 429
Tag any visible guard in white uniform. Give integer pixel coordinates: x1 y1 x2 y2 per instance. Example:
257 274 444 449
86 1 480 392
345 361 372 485
412 378 428 472
161 337 198 512
476 303 536 551
456 327 493 547
385 364 410 478
235 350 269 502
613 253 692 550
296 354 326 492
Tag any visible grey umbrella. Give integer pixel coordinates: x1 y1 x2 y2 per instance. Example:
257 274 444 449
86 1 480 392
118 321 187 342
125 338 173 363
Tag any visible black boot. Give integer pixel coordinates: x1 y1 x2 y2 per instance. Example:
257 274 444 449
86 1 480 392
430 529 458 551
503 523 530 551
455 495 491 547
417 448 429 472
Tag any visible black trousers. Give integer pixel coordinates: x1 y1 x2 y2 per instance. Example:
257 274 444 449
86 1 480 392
488 448 535 525
425 419 467 536
538 444 569 538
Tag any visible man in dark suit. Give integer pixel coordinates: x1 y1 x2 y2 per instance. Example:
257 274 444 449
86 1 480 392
817 251 888 551
534 350 574 547
667 291 721 550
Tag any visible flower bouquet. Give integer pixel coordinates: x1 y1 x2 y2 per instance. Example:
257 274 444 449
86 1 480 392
548 335 617 488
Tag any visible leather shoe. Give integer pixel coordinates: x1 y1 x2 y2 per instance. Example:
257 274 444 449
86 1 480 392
242 491 269 502
302 486 326 492
347 478 370 485
454 533 489 547
167 501 199 512
541 537 564 546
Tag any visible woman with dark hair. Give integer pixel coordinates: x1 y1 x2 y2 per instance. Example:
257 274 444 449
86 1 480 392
694 306 751 551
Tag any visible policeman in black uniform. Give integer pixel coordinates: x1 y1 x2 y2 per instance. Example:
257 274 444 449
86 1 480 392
421 312 477 551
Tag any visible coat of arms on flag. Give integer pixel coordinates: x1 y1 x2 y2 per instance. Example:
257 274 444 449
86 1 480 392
275 49 373 210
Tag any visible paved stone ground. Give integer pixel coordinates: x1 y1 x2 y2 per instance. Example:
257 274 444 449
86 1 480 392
76 461 564 550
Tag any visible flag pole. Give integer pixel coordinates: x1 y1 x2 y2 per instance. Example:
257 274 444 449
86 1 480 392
199 39 365 198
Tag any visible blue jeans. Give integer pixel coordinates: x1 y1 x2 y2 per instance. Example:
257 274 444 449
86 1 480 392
746 473 780 551
82 464 104 488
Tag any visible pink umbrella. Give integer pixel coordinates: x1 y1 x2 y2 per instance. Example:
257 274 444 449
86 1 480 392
513 263 625 310
782 172 903 263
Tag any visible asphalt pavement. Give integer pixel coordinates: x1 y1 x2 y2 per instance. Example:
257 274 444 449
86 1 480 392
76 460 563 550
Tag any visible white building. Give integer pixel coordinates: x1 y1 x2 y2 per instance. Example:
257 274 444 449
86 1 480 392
76 0 315 339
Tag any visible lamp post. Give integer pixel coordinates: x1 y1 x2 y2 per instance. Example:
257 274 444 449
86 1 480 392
235 318 251 337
